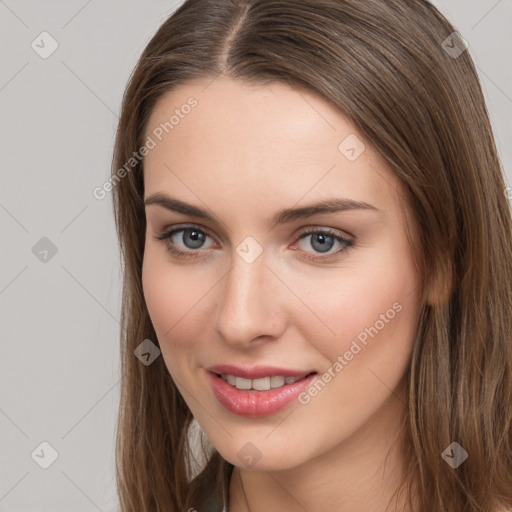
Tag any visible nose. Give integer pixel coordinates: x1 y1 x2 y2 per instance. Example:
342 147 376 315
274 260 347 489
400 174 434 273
213 249 287 348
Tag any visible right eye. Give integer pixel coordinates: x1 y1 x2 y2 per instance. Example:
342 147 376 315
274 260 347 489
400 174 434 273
154 225 216 259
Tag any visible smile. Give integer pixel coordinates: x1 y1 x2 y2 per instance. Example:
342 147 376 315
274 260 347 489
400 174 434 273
219 373 310 391
207 369 318 417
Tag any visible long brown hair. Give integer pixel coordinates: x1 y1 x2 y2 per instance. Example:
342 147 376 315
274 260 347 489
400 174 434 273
111 1 512 510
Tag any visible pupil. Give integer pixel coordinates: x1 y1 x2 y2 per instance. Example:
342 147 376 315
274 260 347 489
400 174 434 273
312 234 334 253
184 230 205 249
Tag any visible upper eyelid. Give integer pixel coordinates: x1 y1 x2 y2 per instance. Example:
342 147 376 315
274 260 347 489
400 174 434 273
158 224 215 241
159 223 352 238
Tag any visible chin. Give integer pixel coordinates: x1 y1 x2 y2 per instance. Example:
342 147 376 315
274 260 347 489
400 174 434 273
209 431 315 472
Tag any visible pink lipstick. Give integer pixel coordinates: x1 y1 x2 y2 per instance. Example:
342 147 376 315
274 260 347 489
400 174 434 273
206 364 317 417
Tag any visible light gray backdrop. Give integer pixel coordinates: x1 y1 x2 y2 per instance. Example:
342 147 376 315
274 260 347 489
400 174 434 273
0 1 510 511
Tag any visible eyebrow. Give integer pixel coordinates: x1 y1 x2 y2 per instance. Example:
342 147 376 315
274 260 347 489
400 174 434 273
144 192 379 227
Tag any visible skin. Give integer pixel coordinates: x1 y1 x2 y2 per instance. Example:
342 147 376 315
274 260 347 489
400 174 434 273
141 76 421 511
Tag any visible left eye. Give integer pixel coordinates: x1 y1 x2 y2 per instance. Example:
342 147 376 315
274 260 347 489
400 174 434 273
296 229 353 258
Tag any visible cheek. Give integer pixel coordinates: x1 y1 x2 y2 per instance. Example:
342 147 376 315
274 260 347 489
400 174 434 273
142 250 175 336
141 248 208 368
286 250 419 443
297 245 419 366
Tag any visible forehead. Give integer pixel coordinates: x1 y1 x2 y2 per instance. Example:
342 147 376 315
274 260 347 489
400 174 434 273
142 77 404 221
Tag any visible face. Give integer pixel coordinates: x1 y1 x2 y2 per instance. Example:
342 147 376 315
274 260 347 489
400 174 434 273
141 76 421 471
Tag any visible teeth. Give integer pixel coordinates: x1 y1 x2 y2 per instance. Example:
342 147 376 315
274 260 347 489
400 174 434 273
235 377 252 390
270 376 285 388
220 373 305 390
252 377 270 391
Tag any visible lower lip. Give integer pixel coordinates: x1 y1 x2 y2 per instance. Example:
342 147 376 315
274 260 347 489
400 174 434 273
207 371 317 417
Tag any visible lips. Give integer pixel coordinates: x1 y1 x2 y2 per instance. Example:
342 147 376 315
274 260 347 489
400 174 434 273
205 364 318 417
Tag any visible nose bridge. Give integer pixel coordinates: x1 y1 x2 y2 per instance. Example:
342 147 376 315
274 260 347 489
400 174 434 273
214 248 285 345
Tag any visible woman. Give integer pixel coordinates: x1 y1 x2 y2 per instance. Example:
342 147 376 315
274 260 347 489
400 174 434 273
111 1 512 510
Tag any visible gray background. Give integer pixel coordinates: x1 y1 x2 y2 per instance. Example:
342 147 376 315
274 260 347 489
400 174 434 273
0 1 510 511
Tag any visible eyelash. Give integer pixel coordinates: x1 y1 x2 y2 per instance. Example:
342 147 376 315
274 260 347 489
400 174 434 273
153 224 354 262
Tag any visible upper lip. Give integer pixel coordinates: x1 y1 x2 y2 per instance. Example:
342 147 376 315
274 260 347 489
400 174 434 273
206 364 316 379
